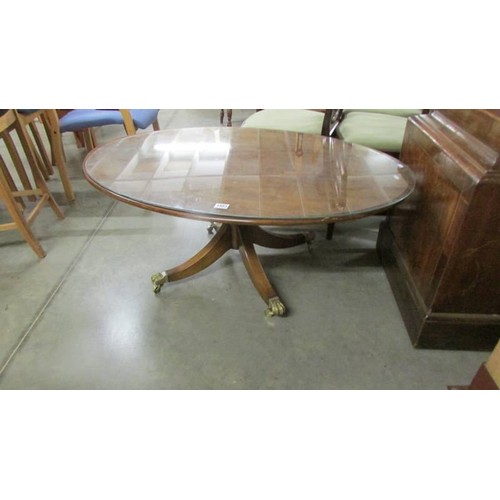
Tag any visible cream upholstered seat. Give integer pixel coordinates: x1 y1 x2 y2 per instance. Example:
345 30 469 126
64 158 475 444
242 109 338 137
341 109 423 117
336 109 424 154
337 112 409 153
242 109 326 134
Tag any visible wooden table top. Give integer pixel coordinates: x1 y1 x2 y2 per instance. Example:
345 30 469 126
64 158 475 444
83 127 415 226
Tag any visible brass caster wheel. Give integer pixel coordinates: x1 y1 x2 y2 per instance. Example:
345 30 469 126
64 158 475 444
151 271 168 295
265 297 286 317
207 222 219 235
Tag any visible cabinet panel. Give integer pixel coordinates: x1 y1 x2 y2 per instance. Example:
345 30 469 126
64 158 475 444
378 110 500 350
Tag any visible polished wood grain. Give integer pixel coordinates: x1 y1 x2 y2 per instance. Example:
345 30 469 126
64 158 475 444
84 127 415 316
84 127 414 225
378 110 500 350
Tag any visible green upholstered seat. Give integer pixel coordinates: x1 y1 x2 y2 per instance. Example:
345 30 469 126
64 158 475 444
342 109 423 117
337 112 409 153
242 109 326 135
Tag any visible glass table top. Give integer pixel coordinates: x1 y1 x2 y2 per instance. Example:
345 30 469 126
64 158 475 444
83 127 415 225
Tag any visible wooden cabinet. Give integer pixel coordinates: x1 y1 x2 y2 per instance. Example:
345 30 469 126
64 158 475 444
377 109 500 351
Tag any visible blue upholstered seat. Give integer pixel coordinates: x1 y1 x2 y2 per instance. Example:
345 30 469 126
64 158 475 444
59 109 159 133
55 109 160 153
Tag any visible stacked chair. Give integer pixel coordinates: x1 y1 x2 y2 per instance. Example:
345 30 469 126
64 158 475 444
16 109 75 203
1 108 161 258
0 110 64 258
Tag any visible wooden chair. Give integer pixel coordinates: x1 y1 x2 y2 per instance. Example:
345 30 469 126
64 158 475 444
0 110 64 258
16 109 75 203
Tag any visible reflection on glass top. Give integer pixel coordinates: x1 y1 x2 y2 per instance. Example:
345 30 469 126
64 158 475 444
83 127 415 223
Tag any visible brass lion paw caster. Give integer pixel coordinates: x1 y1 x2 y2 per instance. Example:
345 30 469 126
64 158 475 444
151 271 168 294
207 222 219 235
265 297 286 317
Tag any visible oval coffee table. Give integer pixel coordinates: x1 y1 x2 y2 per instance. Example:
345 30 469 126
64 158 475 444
83 127 415 316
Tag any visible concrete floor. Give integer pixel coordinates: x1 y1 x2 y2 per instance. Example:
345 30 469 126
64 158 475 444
0 109 489 389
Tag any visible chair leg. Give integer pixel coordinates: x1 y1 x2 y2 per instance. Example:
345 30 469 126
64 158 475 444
43 110 75 203
153 118 160 131
28 119 54 176
52 143 75 203
40 113 58 164
326 223 335 240
83 129 96 152
0 153 26 208
0 161 46 258
119 110 137 136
